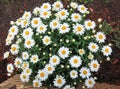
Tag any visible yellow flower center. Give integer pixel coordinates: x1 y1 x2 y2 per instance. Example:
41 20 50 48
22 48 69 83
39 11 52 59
88 80 93 85
26 69 30 73
52 58 57 63
23 20 27 26
105 48 109 53
43 5 48 9
92 45 96 49
25 30 30 35
33 57 37 61
12 47 16 51
81 6 85 10
8 66 11 70
74 15 79 19
61 50 66 55
72 72 75 76
47 67 52 71
16 61 20 65
27 40 31 45
56 3 60 7
61 11 65 16
43 12 48 16
53 22 57 26
73 59 78 64
93 63 97 68
83 70 87 75
11 28 15 32
34 20 38 25
25 13 29 17
39 26 44 30
77 26 82 31
34 82 39 87
18 19 21 23
57 79 62 84
45 38 49 43
99 34 103 39
22 75 26 79
40 72 45 77
88 22 92 26
61 26 66 30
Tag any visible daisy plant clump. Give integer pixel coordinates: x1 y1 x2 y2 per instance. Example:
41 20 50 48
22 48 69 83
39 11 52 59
4 1 112 89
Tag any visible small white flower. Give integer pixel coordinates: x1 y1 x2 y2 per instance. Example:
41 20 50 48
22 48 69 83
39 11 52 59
37 70 48 81
22 11 31 20
14 57 22 68
21 19 29 28
3 51 9 59
7 63 14 73
52 1 63 11
44 64 55 74
71 13 82 22
88 42 99 53
16 18 22 26
88 53 94 60
70 70 78 79
49 55 60 66
58 9 69 20
84 20 96 30
42 36 51 46
7 33 15 41
73 24 85 35
33 79 42 87
58 46 70 59
22 51 29 60
85 77 95 88
95 32 106 43
21 61 29 69
33 7 41 16
5 38 12 46
80 67 91 78
59 23 70 34
20 73 29 82
41 3 51 11
102 46 112 56
31 17 41 28
69 55 82 68
36 24 47 34
30 55 39 64
78 49 85 55
53 75 66 88
10 44 19 55
50 19 60 30
90 60 100 72
23 68 32 76
70 2 78 9
40 10 51 19
78 5 88 14
9 25 19 36
24 39 35 49
22 27 33 39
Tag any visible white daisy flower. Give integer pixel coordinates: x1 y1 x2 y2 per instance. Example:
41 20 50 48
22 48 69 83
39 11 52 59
10 44 19 55
73 24 85 35
49 55 60 66
84 20 96 30
88 42 99 53
95 32 106 43
33 79 42 87
16 18 22 26
78 5 88 14
14 57 22 68
71 13 82 22
78 49 85 55
33 7 41 16
42 36 51 46
31 17 41 28
7 63 14 73
101 46 112 56
63 85 72 89
9 25 19 36
85 77 95 88
40 10 51 19
50 19 60 30
22 27 33 39
21 61 29 69
41 3 51 11
58 9 69 20
80 67 91 78
22 51 29 60
70 70 78 79
37 70 48 81
3 51 9 59
30 54 39 64
88 53 94 60
69 55 82 68
5 38 12 46
24 39 35 49
90 60 100 72
52 1 63 11
59 23 70 34
7 33 15 41
23 68 32 76
21 19 29 28
44 64 55 74
70 2 78 9
22 11 31 20
58 46 70 59
36 24 47 34
53 75 66 88
20 73 29 82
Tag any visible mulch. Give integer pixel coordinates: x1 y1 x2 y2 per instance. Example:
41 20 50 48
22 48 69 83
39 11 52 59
0 0 120 85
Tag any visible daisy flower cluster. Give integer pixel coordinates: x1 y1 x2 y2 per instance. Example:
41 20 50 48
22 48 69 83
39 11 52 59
4 1 112 89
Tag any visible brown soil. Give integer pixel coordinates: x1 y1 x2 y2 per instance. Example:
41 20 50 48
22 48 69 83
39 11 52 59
0 0 120 87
